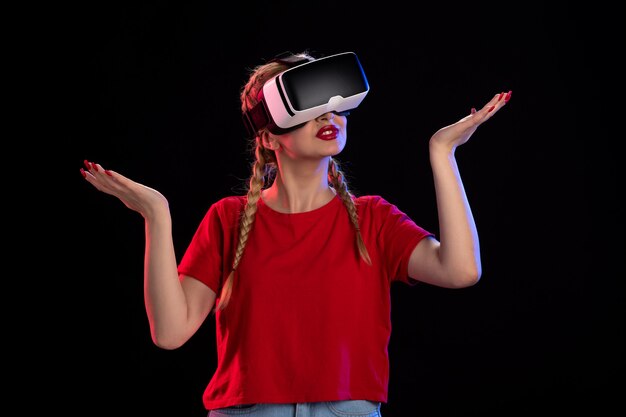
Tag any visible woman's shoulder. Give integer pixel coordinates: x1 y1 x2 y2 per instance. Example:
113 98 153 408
354 194 406 218
207 195 246 220
354 194 389 207
213 195 246 208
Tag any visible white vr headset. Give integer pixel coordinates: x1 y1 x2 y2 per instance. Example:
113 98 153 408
243 51 370 137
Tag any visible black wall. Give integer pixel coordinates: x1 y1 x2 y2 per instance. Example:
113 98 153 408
71 3 623 416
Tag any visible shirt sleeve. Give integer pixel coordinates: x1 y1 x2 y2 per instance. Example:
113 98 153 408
367 195 435 286
178 198 240 294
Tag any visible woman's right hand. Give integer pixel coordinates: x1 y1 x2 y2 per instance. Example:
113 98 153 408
81 160 169 220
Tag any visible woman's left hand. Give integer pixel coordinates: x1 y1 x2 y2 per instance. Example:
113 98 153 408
430 91 512 151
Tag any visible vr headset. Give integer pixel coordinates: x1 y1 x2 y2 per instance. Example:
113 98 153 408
243 51 370 137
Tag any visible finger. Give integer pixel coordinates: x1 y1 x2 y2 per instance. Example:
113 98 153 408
472 101 496 122
485 93 502 109
83 160 115 180
81 161 119 193
81 166 106 191
90 162 115 178
494 90 512 108
83 159 102 176
80 167 95 180
479 90 512 119
493 90 512 108
81 160 99 180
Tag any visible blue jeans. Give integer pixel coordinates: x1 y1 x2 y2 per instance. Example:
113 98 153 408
208 400 382 416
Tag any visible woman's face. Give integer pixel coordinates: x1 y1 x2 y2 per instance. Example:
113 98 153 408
272 112 347 160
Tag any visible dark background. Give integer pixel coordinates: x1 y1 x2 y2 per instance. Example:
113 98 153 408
69 2 623 416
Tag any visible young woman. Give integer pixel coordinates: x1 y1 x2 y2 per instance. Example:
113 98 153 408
81 51 511 417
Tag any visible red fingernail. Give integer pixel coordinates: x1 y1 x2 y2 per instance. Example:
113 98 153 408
471 107 477 114
505 90 512 102
488 105 495 112
105 170 113 176
498 92 505 101
83 160 91 170
80 168 86 178
92 163 99 172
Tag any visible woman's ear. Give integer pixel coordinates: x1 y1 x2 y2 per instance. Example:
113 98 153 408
261 132 280 151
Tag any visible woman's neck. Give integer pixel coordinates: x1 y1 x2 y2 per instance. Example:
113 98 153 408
262 158 335 213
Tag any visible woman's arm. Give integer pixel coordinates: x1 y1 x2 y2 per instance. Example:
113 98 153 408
407 91 511 288
81 162 216 348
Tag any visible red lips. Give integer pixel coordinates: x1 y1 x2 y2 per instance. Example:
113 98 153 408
316 125 339 140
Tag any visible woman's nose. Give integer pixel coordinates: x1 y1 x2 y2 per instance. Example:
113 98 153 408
316 112 335 121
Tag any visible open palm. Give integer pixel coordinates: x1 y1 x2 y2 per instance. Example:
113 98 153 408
431 91 511 149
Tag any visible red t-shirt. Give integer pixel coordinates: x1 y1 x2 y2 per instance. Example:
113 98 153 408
177 194 434 410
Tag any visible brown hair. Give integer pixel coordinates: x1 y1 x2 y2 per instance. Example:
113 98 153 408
215 53 371 311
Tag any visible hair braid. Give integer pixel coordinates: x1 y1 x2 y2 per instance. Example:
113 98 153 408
328 157 372 265
216 52 314 311
216 143 268 311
